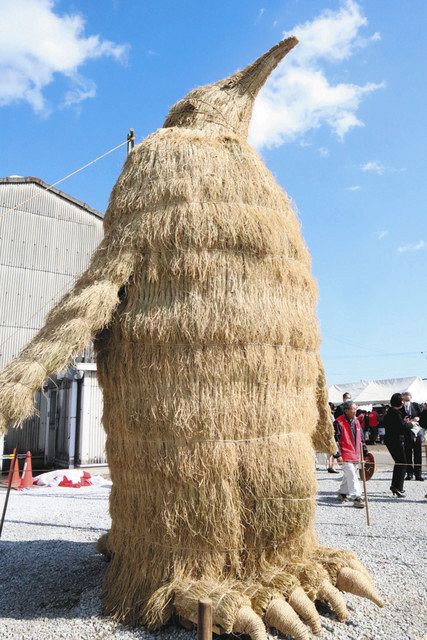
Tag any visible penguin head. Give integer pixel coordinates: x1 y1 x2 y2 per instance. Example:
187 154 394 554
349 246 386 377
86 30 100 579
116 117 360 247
163 37 298 140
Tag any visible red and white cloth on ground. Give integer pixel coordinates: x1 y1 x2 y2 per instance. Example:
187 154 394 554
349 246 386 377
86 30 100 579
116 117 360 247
33 469 111 488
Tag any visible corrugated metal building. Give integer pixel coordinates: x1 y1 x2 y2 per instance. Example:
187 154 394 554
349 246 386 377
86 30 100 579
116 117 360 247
0 176 106 469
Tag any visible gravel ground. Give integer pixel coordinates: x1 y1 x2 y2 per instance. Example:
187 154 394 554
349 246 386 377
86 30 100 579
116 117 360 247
0 468 425 640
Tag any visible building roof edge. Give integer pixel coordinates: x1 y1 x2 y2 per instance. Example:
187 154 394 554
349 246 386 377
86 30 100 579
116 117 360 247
0 176 103 220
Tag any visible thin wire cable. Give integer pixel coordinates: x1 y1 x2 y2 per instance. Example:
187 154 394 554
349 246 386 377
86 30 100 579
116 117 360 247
0 152 272 355
108 431 309 446
4 139 129 214
130 524 311 554
325 351 426 359
322 333 388 356
0 275 77 352
0 138 134 353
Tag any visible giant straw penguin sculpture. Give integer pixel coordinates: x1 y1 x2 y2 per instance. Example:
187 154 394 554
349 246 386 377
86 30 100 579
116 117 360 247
0 39 383 639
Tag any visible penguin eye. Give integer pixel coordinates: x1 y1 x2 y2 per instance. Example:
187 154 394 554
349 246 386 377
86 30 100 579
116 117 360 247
221 78 238 89
178 99 196 113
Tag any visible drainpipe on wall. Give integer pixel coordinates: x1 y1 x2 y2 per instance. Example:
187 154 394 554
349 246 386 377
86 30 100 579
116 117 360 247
68 369 83 469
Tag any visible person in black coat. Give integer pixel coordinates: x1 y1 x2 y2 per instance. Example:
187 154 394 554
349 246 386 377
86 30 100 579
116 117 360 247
400 391 423 480
383 393 408 497
419 403 427 431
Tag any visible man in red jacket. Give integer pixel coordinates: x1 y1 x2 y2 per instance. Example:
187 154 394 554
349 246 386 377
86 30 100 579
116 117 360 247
334 400 368 508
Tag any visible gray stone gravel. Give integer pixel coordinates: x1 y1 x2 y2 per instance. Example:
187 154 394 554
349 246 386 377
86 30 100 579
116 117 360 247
0 469 425 640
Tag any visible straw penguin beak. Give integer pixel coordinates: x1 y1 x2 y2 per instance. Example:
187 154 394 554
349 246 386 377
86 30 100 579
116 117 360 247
164 37 298 138
221 37 298 97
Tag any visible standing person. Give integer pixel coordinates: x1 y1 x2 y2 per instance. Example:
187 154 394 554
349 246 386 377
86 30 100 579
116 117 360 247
419 402 427 432
367 409 379 444
334 392 352 419
377 408 386 445
334 401 367 508
327 402 339 473
383 393 407 497
356 409 365 430
400 391 423 481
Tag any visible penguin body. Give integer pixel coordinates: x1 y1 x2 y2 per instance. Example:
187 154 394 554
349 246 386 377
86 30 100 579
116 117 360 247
0 39 382 638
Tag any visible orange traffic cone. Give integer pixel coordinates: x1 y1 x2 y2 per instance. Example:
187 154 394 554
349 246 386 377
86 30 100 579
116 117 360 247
19 451 34 490
2 449 20 489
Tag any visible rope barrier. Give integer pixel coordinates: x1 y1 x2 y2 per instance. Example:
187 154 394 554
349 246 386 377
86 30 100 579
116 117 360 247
325 460 425 468
11 460 417 472
0 454 28 459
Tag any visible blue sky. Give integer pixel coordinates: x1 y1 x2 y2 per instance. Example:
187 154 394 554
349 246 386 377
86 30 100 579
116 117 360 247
1 0 426 385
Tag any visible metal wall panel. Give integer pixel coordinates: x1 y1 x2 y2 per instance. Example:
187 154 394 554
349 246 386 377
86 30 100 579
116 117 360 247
0 207 99 274
0 180 103 369
0 265 72 330
0 179 104 465
0 182 100 225
0 326 43 375
4 391 45 469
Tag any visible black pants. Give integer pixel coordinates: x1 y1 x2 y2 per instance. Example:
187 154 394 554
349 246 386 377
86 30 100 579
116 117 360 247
385 437 406 491
404 433 423 478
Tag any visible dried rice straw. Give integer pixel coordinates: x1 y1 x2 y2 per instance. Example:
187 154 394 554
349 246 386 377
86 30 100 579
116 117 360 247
0 37 381 639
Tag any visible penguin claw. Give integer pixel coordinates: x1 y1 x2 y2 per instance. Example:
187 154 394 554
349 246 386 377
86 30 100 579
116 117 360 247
317 580 349 622
337 567 384 608
289 586 322 635
234 606 267 640
265 597 310 640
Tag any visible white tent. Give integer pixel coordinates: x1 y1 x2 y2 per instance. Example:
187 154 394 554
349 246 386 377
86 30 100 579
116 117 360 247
328 376 427 407
328 381 369 405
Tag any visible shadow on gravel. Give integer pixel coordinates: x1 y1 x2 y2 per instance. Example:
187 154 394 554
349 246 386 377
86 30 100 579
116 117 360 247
0 491 110 501
317 490 424 506
364 496 424 504
316 491 348 507
0 539 106 619
4 519 107 533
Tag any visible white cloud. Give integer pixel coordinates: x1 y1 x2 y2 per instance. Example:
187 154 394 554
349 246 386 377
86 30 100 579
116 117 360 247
249 1 383 148
347 185 361 191
0 0 127 112
361 160 385 174
376 230 388 240
318 147 330 157
397 240 425 254
360 161 407 175
62 75 96 108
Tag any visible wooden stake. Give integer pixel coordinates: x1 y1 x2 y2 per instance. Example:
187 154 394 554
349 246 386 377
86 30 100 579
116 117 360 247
360 442 371 527
0 449 18 538
198 598 213 640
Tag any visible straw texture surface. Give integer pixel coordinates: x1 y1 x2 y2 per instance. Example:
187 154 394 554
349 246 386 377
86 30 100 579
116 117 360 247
0 38 380 639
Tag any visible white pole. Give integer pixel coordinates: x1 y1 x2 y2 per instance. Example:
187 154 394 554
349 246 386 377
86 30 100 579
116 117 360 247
68 374 79 469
